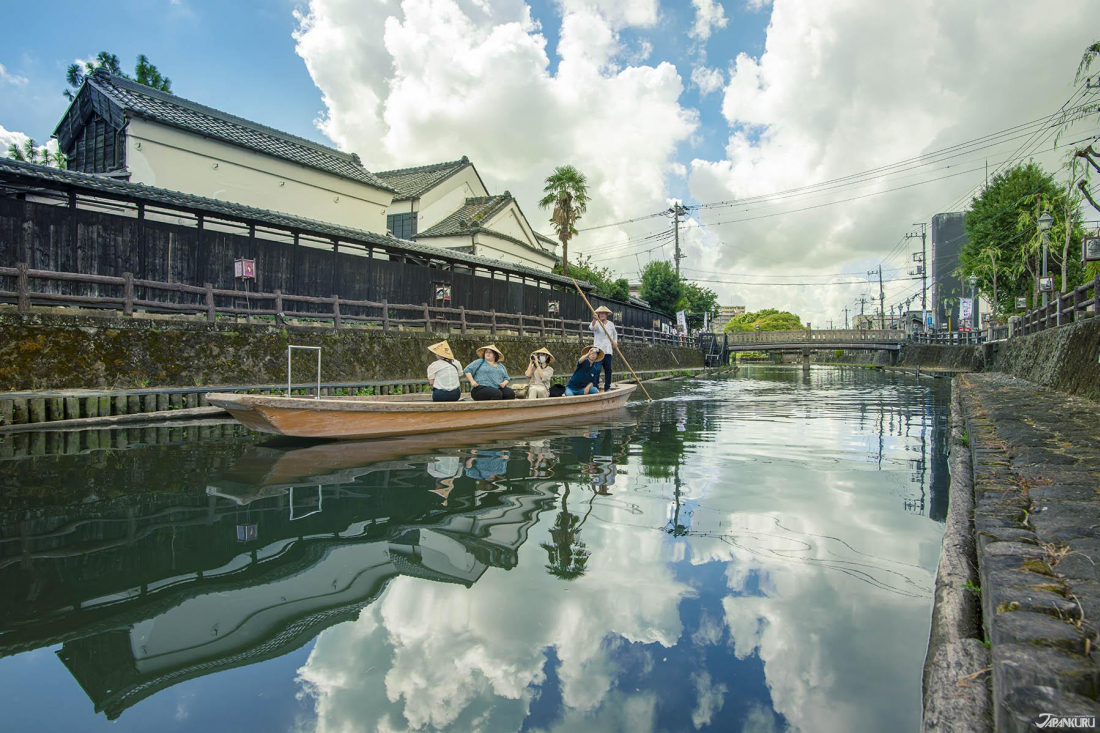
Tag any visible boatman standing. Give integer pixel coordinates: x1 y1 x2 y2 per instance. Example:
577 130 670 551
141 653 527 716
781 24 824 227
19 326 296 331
589 306 617 392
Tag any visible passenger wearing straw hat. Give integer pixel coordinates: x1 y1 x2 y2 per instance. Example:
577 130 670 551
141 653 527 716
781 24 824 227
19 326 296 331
426 341 463 402
525 347 555 399
589 306 617 392
463 344 515 401
564 346 604 396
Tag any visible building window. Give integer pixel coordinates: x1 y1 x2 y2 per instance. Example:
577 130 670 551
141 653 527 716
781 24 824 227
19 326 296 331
387 212 418 239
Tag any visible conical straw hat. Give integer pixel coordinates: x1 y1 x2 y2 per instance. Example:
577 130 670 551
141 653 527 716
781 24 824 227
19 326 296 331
580 345 605 361
594 306 612 314
428 340 454 359
476 344 504 361
530 347 555 364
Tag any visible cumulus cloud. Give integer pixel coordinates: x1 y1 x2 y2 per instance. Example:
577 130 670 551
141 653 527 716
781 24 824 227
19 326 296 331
0 124 30 154
294 0 696 245
689 0 729 42
691 65 725 96
685 0 1097 324
0 64 28 86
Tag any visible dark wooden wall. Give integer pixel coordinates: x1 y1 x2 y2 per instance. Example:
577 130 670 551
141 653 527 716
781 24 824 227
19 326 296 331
0 198 672 330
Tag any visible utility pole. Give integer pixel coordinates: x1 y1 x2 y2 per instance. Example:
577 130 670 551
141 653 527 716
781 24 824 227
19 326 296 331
906 223 927 331
670 203 689 276
843 307 849 329
866 265 885 329
856 296 868 329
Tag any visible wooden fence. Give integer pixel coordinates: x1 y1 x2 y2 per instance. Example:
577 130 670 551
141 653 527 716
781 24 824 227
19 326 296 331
0 264 697 348
1015 275 1100 335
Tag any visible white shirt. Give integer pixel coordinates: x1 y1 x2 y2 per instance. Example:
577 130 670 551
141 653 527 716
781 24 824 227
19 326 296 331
590 319 617 354
427 359 462 390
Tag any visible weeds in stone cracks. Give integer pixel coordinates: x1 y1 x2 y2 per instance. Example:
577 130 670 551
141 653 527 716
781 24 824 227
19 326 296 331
961 430 969 447
963 579 982 595
956 667 991 687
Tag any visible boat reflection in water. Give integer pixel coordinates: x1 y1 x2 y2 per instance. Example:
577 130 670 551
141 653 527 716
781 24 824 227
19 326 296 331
0 413 635 721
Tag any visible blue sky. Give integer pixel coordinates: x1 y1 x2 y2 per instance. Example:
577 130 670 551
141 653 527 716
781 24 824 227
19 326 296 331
0 0 768 181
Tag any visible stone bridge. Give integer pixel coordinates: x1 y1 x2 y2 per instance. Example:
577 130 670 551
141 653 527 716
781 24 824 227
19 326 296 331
724 329 906 352
699 329 907 367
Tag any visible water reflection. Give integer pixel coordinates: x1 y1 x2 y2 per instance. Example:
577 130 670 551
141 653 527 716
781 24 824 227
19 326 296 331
0 368 951 732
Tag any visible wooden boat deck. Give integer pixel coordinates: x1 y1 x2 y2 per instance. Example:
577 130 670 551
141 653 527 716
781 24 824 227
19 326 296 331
207 385 638 440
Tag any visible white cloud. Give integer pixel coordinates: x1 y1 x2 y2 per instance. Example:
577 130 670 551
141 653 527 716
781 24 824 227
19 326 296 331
690 670 728 729
294 0 696 246
684 0 1097 324
0 64 28 86
691 65 725 96
745 0 772 10
0 125 30 154
689 0 729 42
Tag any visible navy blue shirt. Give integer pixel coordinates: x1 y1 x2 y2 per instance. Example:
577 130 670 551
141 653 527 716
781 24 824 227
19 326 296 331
566 359 602 392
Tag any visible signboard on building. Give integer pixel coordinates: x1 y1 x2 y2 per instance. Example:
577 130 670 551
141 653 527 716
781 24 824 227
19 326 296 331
1083 236 1100 262
1039 277 1054 293
1015 296 1028 309
548 301 560 314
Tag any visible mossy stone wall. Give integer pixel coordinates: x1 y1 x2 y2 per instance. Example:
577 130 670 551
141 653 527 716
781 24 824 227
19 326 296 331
0 313 703 391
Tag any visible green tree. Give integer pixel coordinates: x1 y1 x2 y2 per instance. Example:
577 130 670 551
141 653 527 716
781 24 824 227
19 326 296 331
638 260 683 316
723 308 805 333
64 51 172 101
552 254 630 301
4 138 66 168
680 281 718 331
538 165 589 276
960 162 1084 313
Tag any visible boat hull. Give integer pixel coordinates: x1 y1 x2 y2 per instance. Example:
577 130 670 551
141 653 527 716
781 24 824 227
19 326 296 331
207 385 638 440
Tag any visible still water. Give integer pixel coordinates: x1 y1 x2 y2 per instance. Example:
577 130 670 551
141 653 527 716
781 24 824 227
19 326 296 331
0 367 949 732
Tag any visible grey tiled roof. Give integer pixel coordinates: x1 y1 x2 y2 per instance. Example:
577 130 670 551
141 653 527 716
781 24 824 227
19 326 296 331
417 194 557 259
0 158 586 288
416 194 513 238
375 157 470 200
70 70 395 193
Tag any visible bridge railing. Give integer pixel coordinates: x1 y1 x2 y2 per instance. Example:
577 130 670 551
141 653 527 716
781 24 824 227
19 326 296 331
724 329 905 345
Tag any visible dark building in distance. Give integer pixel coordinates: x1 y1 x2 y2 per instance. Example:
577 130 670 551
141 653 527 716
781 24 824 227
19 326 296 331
931 212 967 331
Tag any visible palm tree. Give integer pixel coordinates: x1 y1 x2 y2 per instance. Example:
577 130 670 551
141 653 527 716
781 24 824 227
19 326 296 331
540 486 595 580
538 165 589 275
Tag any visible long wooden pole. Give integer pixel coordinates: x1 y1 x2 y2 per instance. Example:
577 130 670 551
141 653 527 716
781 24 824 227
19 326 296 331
569 275 653 402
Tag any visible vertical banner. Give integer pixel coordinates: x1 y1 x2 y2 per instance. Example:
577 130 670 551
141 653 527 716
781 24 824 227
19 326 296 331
959 297 973 322
676 310 688 334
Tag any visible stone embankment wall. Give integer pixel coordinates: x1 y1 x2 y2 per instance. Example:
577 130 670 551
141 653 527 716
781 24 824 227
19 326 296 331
986 318 1100 401
899 343 985 371
0 313 703 392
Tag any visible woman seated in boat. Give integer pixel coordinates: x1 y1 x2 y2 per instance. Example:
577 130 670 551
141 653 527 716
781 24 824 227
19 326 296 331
463 344 515 400
564 346 604 396
426 340 463 402
525 347 555 399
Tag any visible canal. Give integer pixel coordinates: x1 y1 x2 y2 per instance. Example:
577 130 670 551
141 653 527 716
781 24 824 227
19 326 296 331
0 366 950 732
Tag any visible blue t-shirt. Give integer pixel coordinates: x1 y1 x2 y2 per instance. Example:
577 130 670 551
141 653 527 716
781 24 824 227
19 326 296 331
566 359 602 392
463 358 509 388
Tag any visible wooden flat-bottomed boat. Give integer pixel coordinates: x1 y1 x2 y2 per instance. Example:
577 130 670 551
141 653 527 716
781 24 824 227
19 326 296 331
206 384 638 440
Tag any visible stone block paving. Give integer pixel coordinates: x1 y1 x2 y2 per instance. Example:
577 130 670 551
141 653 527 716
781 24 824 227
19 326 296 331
961 373 1100 732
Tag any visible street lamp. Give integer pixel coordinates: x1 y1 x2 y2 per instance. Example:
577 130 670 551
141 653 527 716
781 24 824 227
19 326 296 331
967 274 979 335
1038 211 1054 307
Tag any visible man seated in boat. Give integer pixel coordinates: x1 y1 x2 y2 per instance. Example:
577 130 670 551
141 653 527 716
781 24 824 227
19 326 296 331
426 340 463 402
463 344 516 400
564 346 605 396
525 348 555 399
